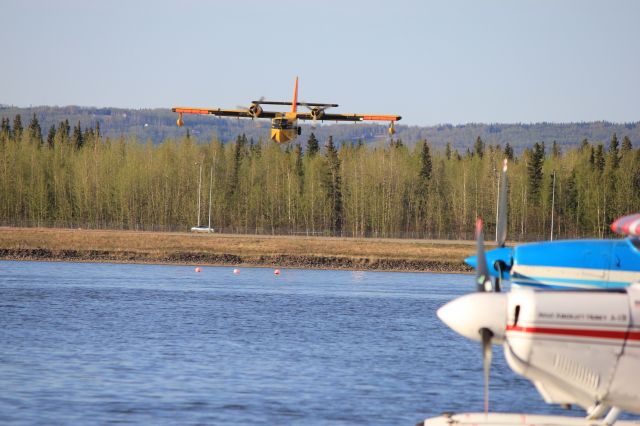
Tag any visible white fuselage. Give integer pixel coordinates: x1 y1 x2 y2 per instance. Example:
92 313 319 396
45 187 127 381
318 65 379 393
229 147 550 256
437 285 640 416
503 286 640 415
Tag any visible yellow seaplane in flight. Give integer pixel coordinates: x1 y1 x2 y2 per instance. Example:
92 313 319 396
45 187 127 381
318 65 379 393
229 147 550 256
172 77 402 144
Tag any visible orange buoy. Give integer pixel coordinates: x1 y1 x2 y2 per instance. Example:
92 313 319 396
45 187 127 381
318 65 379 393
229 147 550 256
233 268 240 274
195 267 202 273
274 269 281 275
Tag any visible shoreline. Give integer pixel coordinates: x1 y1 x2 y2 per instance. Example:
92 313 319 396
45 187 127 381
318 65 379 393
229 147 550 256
0 227 477 273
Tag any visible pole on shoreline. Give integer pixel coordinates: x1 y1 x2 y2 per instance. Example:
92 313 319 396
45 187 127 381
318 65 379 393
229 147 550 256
495 166 501 242
208 164 213 231
550 170 556 241
197 162 202 227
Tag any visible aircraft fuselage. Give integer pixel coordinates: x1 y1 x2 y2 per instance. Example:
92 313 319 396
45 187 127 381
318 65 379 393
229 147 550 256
469 239 640 290
270 113 301 144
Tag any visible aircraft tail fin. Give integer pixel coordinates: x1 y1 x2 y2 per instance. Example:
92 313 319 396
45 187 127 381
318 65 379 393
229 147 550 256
292 77 299 113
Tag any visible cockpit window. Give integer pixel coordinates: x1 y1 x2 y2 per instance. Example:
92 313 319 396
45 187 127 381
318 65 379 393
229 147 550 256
272 118 293 130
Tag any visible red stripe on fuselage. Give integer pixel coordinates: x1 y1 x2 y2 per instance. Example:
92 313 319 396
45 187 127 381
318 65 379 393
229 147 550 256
506 325 640 341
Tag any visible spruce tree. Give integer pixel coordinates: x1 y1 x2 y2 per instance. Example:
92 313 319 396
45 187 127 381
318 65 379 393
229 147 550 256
251 138 262 158
306 132 319 157
580 138 589 152
46 125 56 147
1 117 10 138
72 121 84 149
230 134 247 195
324 136 342 234
552 140 561 158
565 170 578 219
28 113 43 144
608 133 620 168
633 150 640 195
294 143 304 195
13 114 23 139
417 141 433 226
527 142 544 202
621 135 632 154
57 119 70 142
594 144 605 173
445 142 452 160
474 136 484 158
503 143 514 161
391 138 403 149
419 141 432 182
83 127 94 144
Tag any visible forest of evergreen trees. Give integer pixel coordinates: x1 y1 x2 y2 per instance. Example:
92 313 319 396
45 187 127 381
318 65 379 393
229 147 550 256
1 113 639 241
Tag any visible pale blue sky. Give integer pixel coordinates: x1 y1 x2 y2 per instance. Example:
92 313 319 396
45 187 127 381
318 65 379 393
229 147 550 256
1 0 638 125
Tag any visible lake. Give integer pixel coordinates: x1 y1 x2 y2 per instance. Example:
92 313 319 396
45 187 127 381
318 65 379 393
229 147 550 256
0 261 616 425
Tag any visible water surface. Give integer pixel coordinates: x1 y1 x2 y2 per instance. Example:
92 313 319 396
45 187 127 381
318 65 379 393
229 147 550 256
0 261 627 424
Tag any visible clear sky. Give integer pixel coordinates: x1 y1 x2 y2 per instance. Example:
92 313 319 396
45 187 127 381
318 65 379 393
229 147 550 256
1 0 638 126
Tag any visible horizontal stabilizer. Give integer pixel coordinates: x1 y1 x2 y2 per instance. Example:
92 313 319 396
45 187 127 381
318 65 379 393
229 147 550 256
252 101 339 108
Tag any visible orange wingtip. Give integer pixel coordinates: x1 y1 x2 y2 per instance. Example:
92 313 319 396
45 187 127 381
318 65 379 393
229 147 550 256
361 115 401 121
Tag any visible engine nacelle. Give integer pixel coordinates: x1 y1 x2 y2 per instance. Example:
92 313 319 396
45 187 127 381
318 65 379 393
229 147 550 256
176 112 184 127
248 103 263 118
310 108 324 121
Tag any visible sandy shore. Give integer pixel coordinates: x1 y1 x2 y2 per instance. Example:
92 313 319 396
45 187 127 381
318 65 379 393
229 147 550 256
0 227 479 273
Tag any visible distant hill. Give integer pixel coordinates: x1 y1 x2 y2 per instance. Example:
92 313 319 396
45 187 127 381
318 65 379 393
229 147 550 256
1 105 638 152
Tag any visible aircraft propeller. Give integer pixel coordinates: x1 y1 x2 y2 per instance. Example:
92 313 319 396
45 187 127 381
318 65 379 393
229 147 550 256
439 161 511 414
476 218 495 415
237 97 265 126
300 103 329 129
438 217 506 415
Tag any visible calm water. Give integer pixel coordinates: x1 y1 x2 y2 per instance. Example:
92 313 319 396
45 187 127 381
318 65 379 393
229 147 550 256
0 261 625 425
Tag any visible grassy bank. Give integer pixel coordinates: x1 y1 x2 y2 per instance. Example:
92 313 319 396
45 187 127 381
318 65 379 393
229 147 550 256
0 227 479 273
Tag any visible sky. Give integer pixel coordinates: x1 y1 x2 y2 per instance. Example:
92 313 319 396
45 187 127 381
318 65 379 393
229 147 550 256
1 0 639 126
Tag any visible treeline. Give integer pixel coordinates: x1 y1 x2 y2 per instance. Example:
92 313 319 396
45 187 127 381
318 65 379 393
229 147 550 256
1 114 639 240
2 105 640 152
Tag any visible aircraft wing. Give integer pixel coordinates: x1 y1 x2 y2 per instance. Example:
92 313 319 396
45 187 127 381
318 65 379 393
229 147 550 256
295 113 401 122
172 107 278 119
